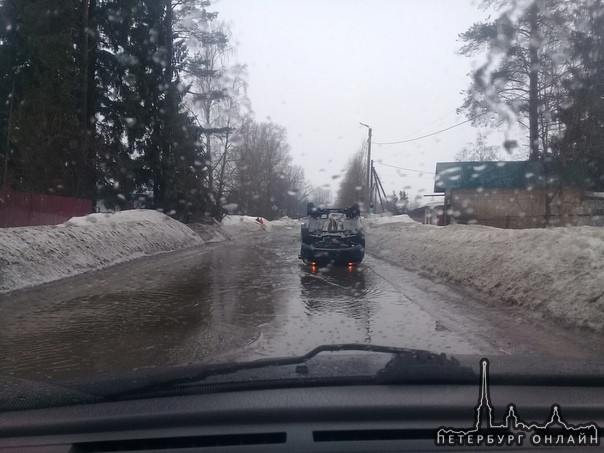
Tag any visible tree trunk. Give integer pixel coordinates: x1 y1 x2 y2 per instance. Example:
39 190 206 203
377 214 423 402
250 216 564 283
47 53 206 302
528 1 540 161
86 0 97 191
204 97 213 196
206 132 213 192
213 127 230 219
78 0 90 199
157 0 174 210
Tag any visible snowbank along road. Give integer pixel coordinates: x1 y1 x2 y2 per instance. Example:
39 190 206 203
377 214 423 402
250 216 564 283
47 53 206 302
0 212 601 381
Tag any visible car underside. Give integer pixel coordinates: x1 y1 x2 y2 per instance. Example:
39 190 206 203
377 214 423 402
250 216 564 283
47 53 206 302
299 203 365 265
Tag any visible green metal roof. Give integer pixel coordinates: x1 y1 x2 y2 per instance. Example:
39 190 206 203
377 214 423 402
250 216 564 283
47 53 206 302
434 160 594 192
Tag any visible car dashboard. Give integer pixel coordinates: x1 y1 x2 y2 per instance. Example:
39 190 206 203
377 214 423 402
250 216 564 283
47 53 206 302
1 382 602 452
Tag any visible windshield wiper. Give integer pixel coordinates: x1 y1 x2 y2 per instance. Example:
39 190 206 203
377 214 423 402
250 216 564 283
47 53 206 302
94 344 476 402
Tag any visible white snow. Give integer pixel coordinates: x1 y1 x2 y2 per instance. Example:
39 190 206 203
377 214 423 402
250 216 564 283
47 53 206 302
366 221 604 331
186 222 229 243
221 215 272 233
0 210 204 293
221 215 300 234
268 216 301 229
5 206 601 333
364 213 417 227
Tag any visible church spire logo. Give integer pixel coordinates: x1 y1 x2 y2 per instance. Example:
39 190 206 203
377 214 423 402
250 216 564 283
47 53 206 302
435 359 599 447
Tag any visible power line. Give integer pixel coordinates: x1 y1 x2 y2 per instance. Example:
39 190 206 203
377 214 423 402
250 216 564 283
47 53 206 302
375 162 435 175
372 112 487 145
407 107 460 135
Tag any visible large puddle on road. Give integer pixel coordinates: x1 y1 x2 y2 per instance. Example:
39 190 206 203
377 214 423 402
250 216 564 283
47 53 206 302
232 259 481 362
0 230 481 380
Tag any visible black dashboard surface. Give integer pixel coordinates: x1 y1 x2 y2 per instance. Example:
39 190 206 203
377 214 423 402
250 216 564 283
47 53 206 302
1 383 602 452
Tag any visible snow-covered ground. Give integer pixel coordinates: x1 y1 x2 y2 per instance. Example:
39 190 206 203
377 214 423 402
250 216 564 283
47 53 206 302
186 222 229 243
270 216 302 229
0 211 299 294
364 213 416 227
220 215 300 234
365 216 604 331
4 207 602 334
0 210 204 293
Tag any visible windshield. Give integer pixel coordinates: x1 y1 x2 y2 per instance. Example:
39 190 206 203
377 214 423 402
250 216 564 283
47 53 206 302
0 0 603 410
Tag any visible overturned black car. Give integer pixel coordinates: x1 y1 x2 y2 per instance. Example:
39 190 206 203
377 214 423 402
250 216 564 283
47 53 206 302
299 203 365 266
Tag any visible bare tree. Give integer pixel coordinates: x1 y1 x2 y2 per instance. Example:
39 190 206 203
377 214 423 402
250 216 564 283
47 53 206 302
459 0 576 159
211 64 249 216
183 12 250 217
337 143 367 207
310 186 332 207
229 119 297 219
455 132 501 161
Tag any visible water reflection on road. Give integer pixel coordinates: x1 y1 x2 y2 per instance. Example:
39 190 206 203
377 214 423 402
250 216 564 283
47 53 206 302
0 229 481 380
235 247 480 362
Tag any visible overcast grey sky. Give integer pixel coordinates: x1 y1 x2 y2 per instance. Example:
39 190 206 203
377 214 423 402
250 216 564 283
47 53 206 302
212 0 510 204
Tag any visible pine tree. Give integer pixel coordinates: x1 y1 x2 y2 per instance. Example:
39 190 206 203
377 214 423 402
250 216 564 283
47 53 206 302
459 0 574 160
555 0 604 188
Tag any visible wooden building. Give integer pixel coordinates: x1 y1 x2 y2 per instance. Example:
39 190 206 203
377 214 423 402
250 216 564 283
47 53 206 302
433 161 602 228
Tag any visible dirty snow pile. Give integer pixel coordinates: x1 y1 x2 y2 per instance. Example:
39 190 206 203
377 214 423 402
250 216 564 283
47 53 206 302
221 215 300 234
186 222 228 243
364 213 416 227
366 220 604 331
269 216 300 229
0 210 203 293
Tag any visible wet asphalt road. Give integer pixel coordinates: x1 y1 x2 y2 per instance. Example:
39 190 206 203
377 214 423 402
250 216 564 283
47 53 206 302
0 228 601 380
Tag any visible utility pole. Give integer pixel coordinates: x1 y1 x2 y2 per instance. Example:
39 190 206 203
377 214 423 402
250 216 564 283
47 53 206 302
360 123 372 209
368 159 375 207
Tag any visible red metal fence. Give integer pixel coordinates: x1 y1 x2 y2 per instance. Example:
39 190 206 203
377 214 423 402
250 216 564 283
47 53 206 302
0 190 92 228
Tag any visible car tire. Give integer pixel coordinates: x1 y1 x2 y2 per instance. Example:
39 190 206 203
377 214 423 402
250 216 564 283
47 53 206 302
307 202 316 217
301 226 311 243
357 233 365 248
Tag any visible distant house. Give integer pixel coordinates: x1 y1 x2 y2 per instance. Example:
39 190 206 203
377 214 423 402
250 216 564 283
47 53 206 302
407 202 445 225
434 160 602 228
423 202 445 225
